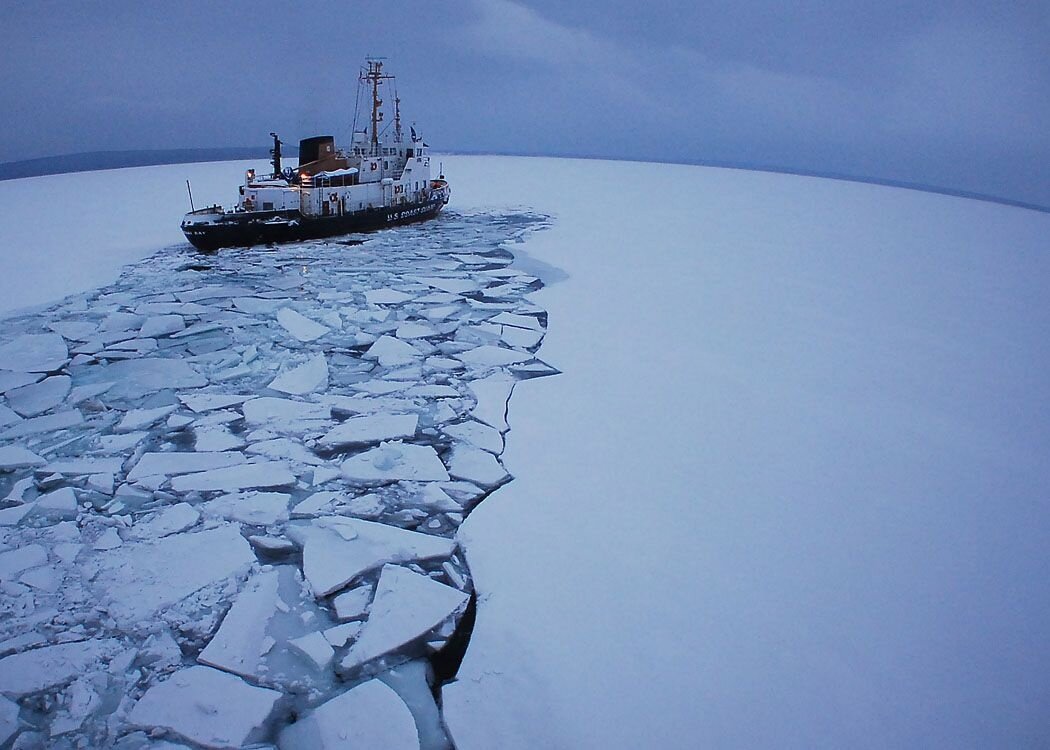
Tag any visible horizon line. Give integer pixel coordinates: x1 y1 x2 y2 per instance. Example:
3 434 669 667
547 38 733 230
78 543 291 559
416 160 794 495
1 146 1047 216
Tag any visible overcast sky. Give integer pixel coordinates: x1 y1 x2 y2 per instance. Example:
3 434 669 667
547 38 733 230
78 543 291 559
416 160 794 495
2 0 1047 206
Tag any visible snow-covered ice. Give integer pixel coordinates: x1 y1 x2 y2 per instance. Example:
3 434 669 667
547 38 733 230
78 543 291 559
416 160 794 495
276 307 330 342
169 461 295 492
268 353 329 395
5 374 71 417
341 442 450 483
93 525 254 621
278 678 417 750
198 569 281 680
129 665 282 748
5 155 1040 749
0 639 121 696
341 564 469 673
0 333 68 372
292 517 457 596
319 413 419 449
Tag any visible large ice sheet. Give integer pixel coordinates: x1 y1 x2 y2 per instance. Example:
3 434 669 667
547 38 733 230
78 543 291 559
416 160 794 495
170 461 295 492
277 307 330 342
456 345 531 367
93 525 254 621
0 639 121 696
128 451 246 481
269 354 329 395
291 517 456 596
340 564 468 672
243 397 330 430
446 445 511 489
468 373 515 433
102 358 207 399
0 333 68 373
319 414 419 449
0 445 46 470
198 569 281 680
341 442 449 483
278 678 417 750
6 375 71 417
129 665 281 749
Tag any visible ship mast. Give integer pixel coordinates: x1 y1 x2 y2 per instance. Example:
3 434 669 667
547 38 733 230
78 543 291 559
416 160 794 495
361 58 394 156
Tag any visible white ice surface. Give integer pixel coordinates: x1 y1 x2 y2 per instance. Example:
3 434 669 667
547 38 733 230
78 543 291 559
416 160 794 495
268 353 329 395
278 678 417 750
0 639 121 696
341 442 449 483
0 157 1047 748
291 517 456 597
198 569 281 680
6 374 71 416
276 307 330 342
319 413 419 449
341 564 468 672
129 665 281 749
0 333 68 372
93 524 254 622
441 157 1050 750
170 461 295 492
127 451 246 481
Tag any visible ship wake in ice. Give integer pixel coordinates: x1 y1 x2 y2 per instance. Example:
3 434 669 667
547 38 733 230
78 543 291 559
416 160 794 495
0 209 556 749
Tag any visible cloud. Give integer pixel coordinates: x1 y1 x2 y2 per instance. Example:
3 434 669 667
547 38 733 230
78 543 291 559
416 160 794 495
463 0 647 105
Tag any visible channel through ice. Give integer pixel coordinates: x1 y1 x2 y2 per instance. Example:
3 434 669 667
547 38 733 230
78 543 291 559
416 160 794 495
0 210 556 749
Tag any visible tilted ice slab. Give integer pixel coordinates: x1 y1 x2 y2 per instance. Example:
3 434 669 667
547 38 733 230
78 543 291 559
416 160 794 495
203 491 291 526
129 665 282 749
340 564 469 673
0 445 46 470
456 345 532 367
178 393 253 413
365 288 416 305
93 524 254 621
0 639 122 696
139 314 185 338
447 444 511 489
443 420 504 455
468 372 515 432
0 409 83 439
489 312 544 331
127 451 247 481
102 358 207 399
6 374 71 417
0 696 16 747
365 335 421 368
341 442 449 483
243 397 330 431
0 333 68 372
278 678 418 750
170 461 296 492
319 413 419 449
269 354 329 395
198 568 281 681
290 517 457 597
277 307 330 342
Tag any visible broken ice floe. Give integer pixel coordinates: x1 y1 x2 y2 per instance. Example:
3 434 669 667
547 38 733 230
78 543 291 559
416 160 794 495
0 210 554 747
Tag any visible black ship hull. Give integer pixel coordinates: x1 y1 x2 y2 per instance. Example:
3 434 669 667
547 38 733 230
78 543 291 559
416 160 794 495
182 196 447 252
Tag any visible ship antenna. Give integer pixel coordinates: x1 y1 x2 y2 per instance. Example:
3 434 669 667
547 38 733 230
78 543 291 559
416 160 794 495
351 72 362 136
361 56 393 155
394 87 402 143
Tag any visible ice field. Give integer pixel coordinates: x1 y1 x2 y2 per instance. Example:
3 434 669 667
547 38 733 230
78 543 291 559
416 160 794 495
1 155 1049 748
0 190 554 747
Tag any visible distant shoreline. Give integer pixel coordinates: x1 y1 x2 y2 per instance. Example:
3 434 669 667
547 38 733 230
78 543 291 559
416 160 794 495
2 147 1046 215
